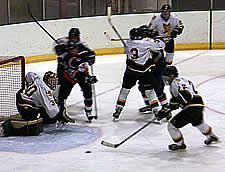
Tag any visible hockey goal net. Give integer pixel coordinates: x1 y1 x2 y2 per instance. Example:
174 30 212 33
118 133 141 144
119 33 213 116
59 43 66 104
0 56 25 120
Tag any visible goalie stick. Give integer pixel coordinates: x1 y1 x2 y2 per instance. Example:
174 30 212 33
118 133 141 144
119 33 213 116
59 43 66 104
101 117 156 148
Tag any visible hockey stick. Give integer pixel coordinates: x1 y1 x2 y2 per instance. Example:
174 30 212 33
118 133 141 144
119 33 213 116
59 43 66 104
104 31 171 42
90 65 98 119
27 3 59 44
104 31 129 41
101 117 156 148
107 7 127 47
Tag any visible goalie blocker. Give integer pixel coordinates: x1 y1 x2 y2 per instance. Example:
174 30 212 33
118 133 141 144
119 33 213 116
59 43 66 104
0 118 43 137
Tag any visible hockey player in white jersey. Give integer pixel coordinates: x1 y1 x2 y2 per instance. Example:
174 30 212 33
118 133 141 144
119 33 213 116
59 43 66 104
137 25 169 114
0 71 74 137
155 66 219 151
112 27 165 121
16 72 74 124
149 4 184 65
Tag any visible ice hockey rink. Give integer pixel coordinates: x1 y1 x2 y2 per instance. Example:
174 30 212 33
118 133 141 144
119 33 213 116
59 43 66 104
0 49 224 172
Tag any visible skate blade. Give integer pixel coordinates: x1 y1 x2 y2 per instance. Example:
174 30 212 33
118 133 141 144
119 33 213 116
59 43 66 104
113 117 119 122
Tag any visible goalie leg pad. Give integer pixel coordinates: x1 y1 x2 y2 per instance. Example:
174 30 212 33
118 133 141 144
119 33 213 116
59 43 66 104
2 118 43 137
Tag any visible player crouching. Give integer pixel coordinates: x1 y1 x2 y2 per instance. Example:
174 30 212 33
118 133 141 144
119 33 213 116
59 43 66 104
155 66 219 151
16 72 74 126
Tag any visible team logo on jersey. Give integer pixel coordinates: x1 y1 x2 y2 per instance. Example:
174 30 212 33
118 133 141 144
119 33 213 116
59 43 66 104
162 23 171 34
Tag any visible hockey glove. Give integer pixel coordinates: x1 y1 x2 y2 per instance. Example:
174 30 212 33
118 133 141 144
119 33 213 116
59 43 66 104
170 30 178 38
169 97 180 110
87 51 96 66
155 105 172 121
55 44 67 55
84 75 98 85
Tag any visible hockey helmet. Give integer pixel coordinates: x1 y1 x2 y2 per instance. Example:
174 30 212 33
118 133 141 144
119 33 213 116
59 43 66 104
69 28 80 37
129 28 140 40
43 71 58 90
138 25 158 38
161 4 171 11
69 28 80 42
163 65 178 77
160 4 171 20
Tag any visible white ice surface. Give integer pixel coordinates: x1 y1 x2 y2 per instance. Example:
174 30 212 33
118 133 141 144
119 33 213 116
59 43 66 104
1 50 225 172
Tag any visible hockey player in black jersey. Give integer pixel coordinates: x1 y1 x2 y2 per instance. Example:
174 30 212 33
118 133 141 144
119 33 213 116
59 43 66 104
156 66 219 151
54 28 97 122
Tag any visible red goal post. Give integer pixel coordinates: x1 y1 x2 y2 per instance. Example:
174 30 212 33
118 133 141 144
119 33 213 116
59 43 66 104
0 56 25 120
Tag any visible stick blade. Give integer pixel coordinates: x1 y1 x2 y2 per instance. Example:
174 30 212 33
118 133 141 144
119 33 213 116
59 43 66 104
101 140 117 148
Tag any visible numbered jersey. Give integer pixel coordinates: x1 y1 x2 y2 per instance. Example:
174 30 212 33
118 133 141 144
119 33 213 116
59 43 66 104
17 72 59 118
125 38 165 72
170 76 200 108
149 13 182 36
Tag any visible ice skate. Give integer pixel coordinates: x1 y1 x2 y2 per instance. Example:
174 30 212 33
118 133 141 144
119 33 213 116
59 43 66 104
166 113 172 120
139 105 152 113
85 110 95 123
113 106 122 122
204 134 219 145
57 107 75 124
168 143 187 151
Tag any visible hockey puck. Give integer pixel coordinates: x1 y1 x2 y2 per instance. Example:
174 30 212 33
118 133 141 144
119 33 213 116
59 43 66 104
85 151 91 153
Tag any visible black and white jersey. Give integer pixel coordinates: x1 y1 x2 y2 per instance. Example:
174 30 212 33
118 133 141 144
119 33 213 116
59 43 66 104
125 38 165 72
170 76 201 108
17 72 59 118
149 13 183 37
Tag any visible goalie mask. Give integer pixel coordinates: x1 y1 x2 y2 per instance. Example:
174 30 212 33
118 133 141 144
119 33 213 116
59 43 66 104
43 71 58 90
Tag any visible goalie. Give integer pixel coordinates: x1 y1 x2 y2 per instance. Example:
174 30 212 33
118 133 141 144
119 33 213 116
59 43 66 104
17 72 73 123
0 71 74 137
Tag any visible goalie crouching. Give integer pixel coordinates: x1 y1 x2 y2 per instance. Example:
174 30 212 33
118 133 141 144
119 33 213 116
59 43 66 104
0 71 74 137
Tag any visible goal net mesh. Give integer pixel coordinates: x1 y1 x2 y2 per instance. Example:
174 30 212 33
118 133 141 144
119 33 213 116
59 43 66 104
0 56 25 119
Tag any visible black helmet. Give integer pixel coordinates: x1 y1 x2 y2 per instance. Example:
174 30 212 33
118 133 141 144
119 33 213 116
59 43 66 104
161 4 171 11
163 65 178 77
138 25 158 38
69 28 80 38
129 28 140 40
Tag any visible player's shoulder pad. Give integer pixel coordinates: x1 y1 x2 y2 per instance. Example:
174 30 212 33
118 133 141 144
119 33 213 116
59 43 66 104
171 13 180 20
152 15 157 20
57 37 68 44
